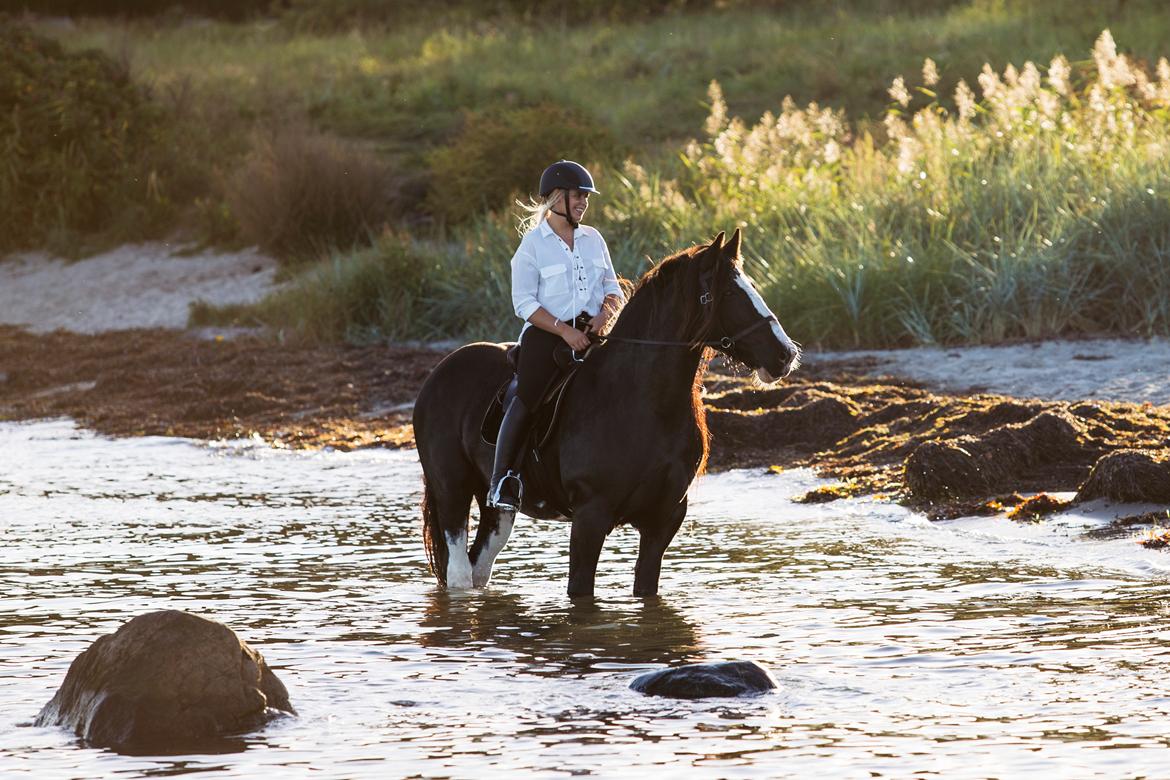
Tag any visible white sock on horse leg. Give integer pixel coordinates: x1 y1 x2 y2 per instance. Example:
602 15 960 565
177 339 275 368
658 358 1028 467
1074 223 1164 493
472 512 515 587
445 530 474 589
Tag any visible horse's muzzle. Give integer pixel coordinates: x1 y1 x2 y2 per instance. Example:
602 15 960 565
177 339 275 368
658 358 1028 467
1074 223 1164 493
758 345 801 383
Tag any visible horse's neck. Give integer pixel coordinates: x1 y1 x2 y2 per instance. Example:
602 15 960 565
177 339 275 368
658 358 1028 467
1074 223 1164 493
608 284 676 342
603 285 705 399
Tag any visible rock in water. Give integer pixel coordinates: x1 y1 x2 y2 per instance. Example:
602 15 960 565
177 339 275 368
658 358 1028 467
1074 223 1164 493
630 660 777 699
35 610 294 753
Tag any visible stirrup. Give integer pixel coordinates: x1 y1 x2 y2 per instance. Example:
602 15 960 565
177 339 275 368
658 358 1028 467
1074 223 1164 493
487 470 523 510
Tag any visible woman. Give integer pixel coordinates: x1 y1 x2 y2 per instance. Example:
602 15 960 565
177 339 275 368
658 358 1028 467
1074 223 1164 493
487 160 625 511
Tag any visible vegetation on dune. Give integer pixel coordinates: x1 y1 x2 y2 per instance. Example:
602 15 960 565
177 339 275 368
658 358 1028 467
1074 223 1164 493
609 32 1170 347
204 29 1170 349
8 1 1170 349
0 21 163 254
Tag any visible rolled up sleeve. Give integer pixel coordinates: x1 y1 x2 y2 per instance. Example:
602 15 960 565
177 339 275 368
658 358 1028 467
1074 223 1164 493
511 248 541 321
598 235 624 301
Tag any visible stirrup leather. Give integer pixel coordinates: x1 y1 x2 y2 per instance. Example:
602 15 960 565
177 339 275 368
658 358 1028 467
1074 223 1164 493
487 470 523 510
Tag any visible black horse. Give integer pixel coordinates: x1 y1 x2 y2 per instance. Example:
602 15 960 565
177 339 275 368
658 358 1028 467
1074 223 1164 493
413 229 800 598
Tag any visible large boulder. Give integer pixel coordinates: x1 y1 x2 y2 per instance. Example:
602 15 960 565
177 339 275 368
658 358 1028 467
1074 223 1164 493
1076 449 1170 503
904 410 1085 500
630 660 777 699
35 610 294 753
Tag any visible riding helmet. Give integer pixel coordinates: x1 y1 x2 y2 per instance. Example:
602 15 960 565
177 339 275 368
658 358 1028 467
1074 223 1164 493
539 160 599 198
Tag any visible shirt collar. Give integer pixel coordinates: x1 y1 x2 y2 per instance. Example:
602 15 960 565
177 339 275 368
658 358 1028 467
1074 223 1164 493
539 219 585 240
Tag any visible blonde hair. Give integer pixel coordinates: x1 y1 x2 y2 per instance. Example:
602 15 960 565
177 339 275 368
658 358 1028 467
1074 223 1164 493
515 190 563 235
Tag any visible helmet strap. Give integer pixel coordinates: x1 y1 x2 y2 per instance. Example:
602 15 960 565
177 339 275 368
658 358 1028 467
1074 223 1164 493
551 189 579 230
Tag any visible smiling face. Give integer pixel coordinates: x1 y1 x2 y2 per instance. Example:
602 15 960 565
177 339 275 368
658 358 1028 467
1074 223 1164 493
562 188 590 222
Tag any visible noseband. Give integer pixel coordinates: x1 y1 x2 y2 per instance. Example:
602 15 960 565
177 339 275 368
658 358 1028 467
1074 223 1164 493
596 271 776 351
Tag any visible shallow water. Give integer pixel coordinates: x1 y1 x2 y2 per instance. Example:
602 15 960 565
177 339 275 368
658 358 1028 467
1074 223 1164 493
3 419 1170 779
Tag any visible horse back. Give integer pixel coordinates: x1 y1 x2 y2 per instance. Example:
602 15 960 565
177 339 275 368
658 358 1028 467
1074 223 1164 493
413 342 512 465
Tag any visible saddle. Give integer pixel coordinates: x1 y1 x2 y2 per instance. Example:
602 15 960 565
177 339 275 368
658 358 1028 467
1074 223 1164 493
479 339 593 452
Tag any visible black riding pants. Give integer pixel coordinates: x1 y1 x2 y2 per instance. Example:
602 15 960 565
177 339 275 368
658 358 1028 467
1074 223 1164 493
515 314 589 409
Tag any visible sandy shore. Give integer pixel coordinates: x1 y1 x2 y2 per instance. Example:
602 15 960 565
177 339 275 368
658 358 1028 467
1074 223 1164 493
0 243 280 334
820 339 1170 408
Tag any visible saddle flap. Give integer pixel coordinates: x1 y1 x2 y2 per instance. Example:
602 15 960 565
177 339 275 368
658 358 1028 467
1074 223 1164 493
478 353 586 450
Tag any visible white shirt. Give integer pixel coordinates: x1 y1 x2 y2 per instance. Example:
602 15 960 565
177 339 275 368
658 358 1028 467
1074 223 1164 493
510 219 624 336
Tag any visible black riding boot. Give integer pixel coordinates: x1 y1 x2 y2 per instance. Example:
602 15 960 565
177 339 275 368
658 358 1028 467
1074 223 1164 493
487 396 530 510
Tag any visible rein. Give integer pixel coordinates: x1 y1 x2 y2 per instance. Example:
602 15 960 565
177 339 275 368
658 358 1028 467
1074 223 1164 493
594 269 776 350
596 314 775 350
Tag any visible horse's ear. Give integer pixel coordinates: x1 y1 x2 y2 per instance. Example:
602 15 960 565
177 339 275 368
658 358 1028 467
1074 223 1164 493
709 231 726 251
725 228 742 259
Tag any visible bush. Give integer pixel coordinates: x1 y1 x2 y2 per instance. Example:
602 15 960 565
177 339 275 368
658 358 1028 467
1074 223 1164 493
226 126 398 263
193 227 516 343
0 20 162 252
426 103 618 226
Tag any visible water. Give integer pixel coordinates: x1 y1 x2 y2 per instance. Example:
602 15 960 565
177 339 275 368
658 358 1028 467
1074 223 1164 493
3 419 1170 779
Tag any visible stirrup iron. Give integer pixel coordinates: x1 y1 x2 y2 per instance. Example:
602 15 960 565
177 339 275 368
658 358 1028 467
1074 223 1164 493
488 470 523 511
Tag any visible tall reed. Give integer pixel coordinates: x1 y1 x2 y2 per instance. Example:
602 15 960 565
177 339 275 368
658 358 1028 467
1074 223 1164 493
599 31 1170 347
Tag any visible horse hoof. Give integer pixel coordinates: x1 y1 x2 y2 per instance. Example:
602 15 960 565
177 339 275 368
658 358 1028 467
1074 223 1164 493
446 573 474 590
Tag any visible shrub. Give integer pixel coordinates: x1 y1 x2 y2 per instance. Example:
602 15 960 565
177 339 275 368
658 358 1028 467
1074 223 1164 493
426 103 617 226
193 227 516 343
226 125 398 263
0 20 162 252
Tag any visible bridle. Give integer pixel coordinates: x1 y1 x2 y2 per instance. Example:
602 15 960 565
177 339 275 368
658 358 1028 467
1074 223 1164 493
593 269 777 351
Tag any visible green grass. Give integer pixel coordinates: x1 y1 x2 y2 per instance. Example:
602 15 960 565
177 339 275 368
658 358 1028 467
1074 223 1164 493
40 1 1170 148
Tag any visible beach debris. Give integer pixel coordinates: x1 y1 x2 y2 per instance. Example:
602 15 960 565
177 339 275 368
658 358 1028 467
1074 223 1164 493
1139 515 1170 549
630 660 777 699
795 480 863 503
35 610 294 754
1075 449 1170 503
903 411 1085 501
708 392 861 448
1006 492 1072 521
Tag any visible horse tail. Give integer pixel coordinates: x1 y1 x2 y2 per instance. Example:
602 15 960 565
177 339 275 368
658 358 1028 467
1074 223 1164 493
420 475 447 586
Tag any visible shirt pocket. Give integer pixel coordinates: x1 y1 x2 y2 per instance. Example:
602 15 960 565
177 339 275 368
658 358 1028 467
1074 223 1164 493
588 255 610 287
540 263 569 295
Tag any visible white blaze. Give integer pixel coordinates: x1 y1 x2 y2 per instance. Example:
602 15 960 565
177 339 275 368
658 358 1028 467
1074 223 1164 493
734 272 801 373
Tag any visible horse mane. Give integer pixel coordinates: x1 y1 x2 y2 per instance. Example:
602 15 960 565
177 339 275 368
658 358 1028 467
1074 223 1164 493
614 240 743 475
627 244 716 341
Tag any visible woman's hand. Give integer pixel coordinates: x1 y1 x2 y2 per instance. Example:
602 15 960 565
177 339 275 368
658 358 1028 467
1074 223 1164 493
588 309 609 334
560 322 591 351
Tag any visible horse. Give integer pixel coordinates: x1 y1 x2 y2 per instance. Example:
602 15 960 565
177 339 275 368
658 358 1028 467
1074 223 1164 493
412 228 800 598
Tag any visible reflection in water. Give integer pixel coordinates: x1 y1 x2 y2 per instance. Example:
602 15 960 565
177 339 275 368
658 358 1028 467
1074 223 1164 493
4 421 1170 778
416 592 704 676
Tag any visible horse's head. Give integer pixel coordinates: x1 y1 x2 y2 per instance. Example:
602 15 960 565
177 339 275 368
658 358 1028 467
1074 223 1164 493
699 229 801 382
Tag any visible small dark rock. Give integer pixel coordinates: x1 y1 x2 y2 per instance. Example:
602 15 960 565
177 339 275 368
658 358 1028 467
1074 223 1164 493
35 610 294 754
629 660 777 699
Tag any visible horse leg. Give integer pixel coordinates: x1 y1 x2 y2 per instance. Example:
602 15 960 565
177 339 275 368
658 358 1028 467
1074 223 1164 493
633 498 688 597
422 469 477 590
568 498 613 598
469 498 515 588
